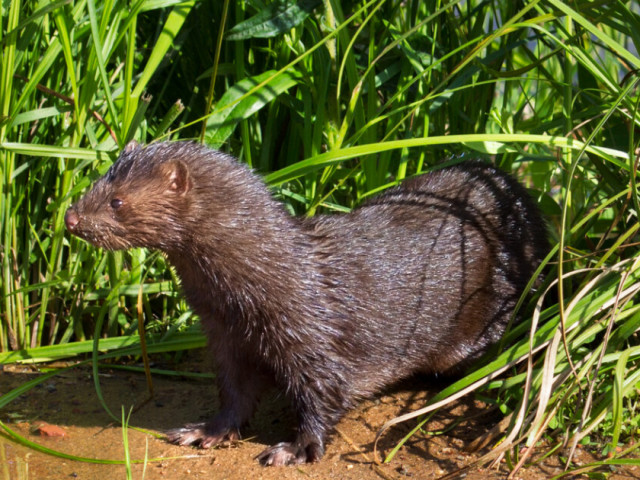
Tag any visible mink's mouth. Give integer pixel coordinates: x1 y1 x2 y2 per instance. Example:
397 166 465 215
71 229 129 251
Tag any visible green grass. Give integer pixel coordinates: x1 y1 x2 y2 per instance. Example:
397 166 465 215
1 0 640 475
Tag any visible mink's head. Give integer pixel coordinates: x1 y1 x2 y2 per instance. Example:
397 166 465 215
65 141 204 251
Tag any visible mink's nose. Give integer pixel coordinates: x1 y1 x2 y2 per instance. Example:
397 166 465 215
65 208 80 232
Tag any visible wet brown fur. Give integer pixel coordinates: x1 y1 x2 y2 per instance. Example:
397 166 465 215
65 141 548 466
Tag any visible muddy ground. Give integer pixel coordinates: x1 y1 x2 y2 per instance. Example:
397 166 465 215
0 354 636 480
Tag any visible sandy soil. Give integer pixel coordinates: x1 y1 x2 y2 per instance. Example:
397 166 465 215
0 357 636 480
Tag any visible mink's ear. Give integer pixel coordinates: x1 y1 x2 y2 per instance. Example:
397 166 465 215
123 140 140 154
161 160 192 195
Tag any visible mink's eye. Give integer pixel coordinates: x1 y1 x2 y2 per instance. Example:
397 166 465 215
110 198 123 210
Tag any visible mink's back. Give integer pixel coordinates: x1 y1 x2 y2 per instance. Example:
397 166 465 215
300 162 547 391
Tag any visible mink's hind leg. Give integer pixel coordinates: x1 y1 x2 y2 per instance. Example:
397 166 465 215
166 355 270 449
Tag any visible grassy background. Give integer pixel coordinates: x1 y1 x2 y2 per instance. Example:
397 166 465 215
1 0 640 474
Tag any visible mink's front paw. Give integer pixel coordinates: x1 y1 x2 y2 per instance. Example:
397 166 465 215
256 440 324 466
166 422 240 449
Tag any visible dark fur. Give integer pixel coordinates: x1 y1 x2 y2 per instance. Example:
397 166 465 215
65 141 548 466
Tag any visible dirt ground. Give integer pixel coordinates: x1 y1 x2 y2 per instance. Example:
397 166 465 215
0 355 636 480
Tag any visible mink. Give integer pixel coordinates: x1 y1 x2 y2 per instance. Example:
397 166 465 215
65 141 548 466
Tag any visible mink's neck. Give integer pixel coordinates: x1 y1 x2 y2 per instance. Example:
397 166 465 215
165 210 315 327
